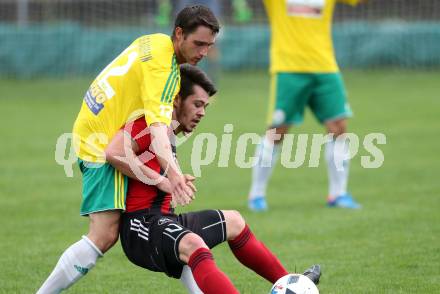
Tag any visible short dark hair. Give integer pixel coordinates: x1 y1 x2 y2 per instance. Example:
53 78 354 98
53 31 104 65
179 64 217 100
173 5 220 38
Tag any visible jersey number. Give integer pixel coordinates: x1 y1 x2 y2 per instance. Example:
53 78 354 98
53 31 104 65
165 224 183 233
97 48 138 99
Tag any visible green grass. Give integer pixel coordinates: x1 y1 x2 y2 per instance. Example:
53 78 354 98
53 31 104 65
1 70 439 293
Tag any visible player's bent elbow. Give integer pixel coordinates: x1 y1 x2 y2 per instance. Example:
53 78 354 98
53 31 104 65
104 131 129 165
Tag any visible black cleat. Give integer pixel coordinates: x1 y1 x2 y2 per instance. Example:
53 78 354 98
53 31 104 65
303 264 321 285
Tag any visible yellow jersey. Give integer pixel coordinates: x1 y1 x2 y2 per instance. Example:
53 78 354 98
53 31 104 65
264 0 360 73
73 34 180 163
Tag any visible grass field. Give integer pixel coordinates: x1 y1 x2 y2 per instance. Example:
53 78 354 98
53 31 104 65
1 70 439 293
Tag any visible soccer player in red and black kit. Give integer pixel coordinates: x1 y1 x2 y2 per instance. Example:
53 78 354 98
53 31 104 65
105 64 321 293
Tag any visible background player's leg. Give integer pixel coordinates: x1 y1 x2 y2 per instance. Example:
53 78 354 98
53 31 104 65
37 211 119 293
223 210 288 283
325 119 360 209
311 73 360 209
248 126 288 211
249 73 310 212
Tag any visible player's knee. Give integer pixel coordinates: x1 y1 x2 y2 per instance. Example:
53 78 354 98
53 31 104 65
88 210 121 253
333 127 347 138
268 126 289 144
326 119 347 137
105 226 120 250
223 210 246 240
94 230 119 253
179 233 208 264
88 223 119 253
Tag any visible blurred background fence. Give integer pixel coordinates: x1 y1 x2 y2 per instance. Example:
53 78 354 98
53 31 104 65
1 0 440 77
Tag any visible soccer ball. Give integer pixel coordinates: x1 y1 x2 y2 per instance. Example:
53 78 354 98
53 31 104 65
270 274 319 294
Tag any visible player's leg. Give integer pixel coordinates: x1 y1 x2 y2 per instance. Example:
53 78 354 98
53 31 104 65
248 73 311 211
179 209 320 286
37 161 127 293
222 210 322 285
141 213 238 294
119 212 201 293
310 73 360 209
220 210 288 283
121 211 238 294
174 210 236 293
36 234 103 294
86 210 120 252
122 215 204 294
179 209 307 284
178 233 238 294
325 118 360 208
248 125 288 211
180 265 203 294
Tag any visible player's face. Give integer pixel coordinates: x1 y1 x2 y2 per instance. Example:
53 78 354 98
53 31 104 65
176 85 210 133
176 26 216 65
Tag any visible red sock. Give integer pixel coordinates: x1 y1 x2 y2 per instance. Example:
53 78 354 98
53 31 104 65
188 248 239 294
228 225 288 283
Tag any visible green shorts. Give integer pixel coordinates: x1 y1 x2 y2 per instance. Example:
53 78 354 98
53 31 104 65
266 72 353 127
78 159 128 216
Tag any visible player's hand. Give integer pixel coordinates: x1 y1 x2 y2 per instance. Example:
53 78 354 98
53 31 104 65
170 174 194 206
183 174 197 198
184 174 195 182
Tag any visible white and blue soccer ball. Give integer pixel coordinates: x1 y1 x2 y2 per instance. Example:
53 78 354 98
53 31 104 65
270 274 319 294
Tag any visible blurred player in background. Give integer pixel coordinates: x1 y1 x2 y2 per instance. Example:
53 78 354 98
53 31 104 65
105 64 321 293
37 6 219 293
248 0 365 212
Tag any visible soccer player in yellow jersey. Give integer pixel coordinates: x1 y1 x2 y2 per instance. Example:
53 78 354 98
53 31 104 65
37 6 219 293
248 0 365 211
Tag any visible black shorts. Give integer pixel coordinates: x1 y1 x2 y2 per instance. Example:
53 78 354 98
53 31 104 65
120 209 227 278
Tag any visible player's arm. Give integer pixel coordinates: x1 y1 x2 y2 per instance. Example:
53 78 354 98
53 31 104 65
149 123 194 204
140 39 194 205
105 129 172 193
173 146 197 195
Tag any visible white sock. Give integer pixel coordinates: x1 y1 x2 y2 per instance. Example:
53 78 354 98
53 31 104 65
249 136 281 200
37 236 103 294
180 265 203 293
325 140 350 197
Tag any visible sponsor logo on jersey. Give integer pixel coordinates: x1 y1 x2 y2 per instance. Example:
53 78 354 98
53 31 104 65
158 217 172 225
287 0 325 18
84 89 104 115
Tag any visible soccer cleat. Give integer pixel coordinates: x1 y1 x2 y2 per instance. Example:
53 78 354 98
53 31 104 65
327 193 361 209
303 264 321 285
248 196 268 212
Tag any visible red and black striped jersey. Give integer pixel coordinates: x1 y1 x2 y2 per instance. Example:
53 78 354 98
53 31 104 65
124 117 174 214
